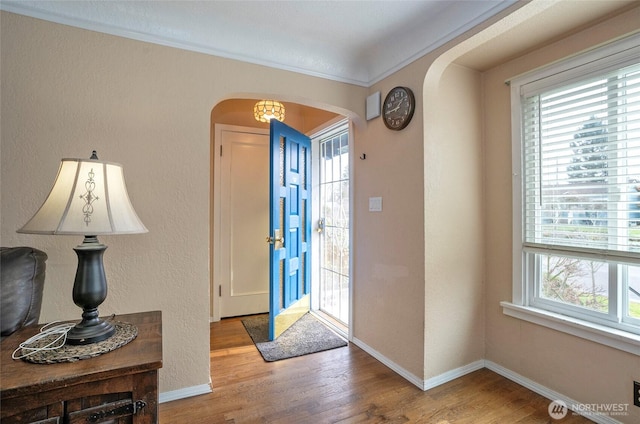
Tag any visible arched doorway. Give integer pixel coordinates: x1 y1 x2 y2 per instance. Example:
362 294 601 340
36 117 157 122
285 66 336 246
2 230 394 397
210 97 354 338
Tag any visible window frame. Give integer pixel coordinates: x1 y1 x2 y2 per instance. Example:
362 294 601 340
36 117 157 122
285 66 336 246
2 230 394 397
504 33 640 356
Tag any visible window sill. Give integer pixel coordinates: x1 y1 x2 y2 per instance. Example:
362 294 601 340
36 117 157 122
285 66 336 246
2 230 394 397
500 302 640 356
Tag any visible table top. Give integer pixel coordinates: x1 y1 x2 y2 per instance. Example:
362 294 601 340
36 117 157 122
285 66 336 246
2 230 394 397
0 310 162 399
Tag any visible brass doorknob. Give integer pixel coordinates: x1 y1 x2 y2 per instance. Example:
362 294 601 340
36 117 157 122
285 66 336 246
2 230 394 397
266 235 284 245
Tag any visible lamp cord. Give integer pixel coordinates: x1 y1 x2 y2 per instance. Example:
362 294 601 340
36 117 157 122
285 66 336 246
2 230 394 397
11 314 117 360
11 321 75 360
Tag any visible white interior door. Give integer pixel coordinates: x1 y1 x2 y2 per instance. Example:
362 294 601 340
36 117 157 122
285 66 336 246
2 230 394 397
216 125 270 318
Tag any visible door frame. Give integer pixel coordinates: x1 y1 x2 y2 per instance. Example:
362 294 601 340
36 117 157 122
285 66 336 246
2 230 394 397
309 118 354 339
211 118 354 342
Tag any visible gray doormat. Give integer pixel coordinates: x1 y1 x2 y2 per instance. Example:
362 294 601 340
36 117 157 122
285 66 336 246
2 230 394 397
241 313 347 362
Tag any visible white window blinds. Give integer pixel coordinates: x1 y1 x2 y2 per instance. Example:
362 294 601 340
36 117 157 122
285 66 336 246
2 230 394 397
520 60 640 260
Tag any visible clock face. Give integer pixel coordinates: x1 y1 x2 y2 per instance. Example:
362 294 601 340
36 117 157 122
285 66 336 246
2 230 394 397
383 86 415 130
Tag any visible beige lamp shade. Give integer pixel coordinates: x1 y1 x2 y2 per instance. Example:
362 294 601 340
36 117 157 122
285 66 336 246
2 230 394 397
18 157 147 235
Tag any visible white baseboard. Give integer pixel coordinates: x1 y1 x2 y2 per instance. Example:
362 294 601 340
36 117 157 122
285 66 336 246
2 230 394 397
352 337 425 389
159 383 212 403
352 337 484 391
485 360 622 424
423 359 485 391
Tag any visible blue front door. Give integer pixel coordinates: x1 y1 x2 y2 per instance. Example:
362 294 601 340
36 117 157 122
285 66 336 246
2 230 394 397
268 120 311 340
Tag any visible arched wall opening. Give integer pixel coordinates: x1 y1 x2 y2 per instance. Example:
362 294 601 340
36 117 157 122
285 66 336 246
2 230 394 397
209 96 358 322
417 0 560 384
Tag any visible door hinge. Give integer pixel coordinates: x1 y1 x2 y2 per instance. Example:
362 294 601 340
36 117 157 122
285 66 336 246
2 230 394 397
68 398 147 423
219 285 222 297
220 145 223 156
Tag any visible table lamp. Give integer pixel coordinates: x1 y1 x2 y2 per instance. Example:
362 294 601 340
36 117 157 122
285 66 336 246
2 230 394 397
18 151 147 345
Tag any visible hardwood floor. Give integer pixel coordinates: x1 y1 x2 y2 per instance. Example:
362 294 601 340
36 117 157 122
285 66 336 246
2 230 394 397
159 316 592 423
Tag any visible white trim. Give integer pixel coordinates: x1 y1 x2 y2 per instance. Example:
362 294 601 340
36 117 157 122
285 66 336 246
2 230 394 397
0 2 369 87
347 120 355 342
501 302 640 356
0 1 517 88
485 361 624 424
367 0 519 85
511 76 525 306
159 383 212 404
506 33 640 88
423 360 485 391
308 117 349 140
309 118 354 342
351 337 484 391
352 337 424 389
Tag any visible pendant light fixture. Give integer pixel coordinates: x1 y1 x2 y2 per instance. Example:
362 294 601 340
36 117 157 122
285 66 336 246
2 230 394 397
254 100 285 123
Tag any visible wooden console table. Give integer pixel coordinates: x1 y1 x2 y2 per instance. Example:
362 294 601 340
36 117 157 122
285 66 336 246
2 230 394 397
1 310 162 424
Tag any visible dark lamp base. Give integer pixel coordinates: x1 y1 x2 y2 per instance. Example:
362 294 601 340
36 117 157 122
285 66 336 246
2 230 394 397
66 235 115 345
66 318 115 345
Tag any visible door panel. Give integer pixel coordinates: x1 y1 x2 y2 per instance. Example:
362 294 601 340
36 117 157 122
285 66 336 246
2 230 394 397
269 120 311 340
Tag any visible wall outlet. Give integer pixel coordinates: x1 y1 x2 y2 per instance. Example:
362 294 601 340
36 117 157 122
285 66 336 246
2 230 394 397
634 381 640 407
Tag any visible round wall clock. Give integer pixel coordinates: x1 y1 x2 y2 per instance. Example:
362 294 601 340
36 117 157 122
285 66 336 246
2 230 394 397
382 86 415 131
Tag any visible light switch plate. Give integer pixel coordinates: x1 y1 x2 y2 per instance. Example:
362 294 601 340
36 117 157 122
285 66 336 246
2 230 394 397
369 197 382 212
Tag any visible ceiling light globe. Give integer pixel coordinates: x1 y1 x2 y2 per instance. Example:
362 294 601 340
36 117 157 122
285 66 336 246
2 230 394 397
254 100 285 123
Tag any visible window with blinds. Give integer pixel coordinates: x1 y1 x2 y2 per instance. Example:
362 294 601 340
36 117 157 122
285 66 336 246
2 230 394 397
512 34 640 335
522 62 640 260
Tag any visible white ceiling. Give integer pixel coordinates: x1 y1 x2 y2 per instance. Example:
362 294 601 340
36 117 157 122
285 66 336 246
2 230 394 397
0 0 518 86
